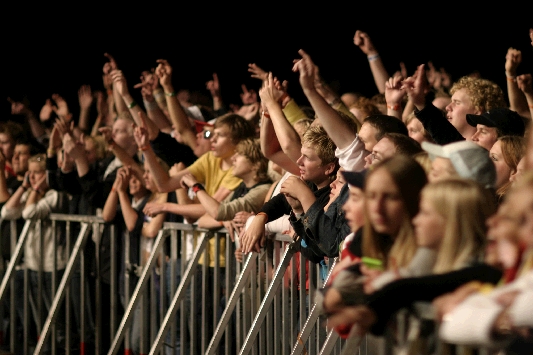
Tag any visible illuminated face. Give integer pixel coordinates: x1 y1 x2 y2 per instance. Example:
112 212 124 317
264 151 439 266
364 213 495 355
129 174 147 197
296 143 331 187
445 88 478 139
364 138 396 168
489 140 512 189
407 118 426 144
112 118 136 150
329 169 346 202
143 162 156 192
210 124 235 159
28 161 46 188
365 168 406 236
471 124 498 151
429 157 458 183
412 196 445 249
343 185 365 233
231 151 254 180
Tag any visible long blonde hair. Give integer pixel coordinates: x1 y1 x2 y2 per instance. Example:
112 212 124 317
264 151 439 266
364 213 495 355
422 179 496 273
362 155 427 269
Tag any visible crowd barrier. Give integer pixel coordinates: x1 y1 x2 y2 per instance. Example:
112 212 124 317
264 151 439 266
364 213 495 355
0 214 494 355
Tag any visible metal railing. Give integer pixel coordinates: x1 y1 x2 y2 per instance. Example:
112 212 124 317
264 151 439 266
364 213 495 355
0 214 497 355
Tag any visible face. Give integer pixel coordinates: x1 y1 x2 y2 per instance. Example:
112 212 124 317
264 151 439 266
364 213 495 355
471 124 498 151
143 162 156 192
429 157 458 183
343 185 365 232
296 143 331 186
364 138 396 168
28 161 46 188
194 127 213 157
365 168 406 236
231 152 254 179
84 139 98 165
509 157 525 185
12 144 31 175
329 169 346 202
112 118 135 150
210 124 235 159
0 133 15 161
358 123 378 152
407 118 427 143
129 174 147 196
445 88 478 138
489 140 512 189
412 196 445 249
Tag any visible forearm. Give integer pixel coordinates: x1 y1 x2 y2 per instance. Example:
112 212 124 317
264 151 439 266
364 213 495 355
78 108 91 133
25 110 47 140
0 175 10 203
195 190 220 219
265 103 302 163
118 191 139 231
142 148 181 192
102 190 119 222
144 98 173 133
162 85 196 148
303 88 356 149
113 86 128 115
162 202 206 220
367 54 388 94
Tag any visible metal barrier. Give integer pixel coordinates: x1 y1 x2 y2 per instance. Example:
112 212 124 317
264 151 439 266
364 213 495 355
0 214 498 355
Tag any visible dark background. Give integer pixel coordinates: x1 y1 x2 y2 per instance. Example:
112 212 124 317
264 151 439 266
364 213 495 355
2 5 532 122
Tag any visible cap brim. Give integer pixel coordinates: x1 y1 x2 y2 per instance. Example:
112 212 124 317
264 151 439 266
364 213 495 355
466 113 493 128
342 170 367 189
421 142 446 160
194 120 214 134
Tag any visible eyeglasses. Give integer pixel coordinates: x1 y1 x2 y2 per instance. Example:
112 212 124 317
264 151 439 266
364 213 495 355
203 130 212 139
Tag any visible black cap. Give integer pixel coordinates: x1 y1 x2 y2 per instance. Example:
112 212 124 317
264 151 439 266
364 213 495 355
466 108 525 136
341 170 367 189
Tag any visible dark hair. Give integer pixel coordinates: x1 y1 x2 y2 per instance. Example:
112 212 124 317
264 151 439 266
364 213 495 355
214 113 256 145
381 133 423 157
363 115 408 141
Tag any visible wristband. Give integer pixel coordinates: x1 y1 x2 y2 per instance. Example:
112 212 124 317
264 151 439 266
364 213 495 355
165 91 177 97
128 101 138 109
387 103 401 111
255 212 268 222
138 145 150 152
261 110 270 118
47 149 56 156
367 54 380 62
192 183 205 194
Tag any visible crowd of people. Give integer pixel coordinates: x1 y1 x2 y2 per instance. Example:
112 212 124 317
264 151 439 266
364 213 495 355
1 27 533 355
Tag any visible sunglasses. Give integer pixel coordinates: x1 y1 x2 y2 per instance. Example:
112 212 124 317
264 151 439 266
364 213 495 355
203 130 212 139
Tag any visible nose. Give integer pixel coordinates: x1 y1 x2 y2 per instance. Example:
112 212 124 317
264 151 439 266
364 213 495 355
471 131 479 141
296 155 303 166
445 102 452 112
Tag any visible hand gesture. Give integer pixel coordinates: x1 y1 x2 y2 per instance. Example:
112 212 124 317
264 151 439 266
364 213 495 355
98 126 114 148
114 166 130 193
7 97 29 116
32 173 48 194
353 30 377 56
292 49 317 92
517 74 533 95
134 70 158 100
51 93 71 121
180 173 198 189
133 112 150 149
259 72 285 108
240 84 258 105
401 64 430 109
385 74 406 107
206 73 221 98
155 59 173 89
232 211 253 237
62 132 86 160
78 85 94 110
505 48 522 77
48 125 62 151
110 70 130 97
280 176 310 204
39 99 55 122
248 63 268 81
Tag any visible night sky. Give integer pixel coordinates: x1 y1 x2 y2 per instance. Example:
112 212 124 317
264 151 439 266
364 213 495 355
3 5 532 120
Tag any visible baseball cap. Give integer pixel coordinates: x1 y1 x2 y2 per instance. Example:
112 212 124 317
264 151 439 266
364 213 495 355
466 108 525 136
421 141 496 188
194 120 214 134
341 170 367 189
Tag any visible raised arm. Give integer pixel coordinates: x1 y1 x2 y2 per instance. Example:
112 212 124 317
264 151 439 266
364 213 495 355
155 59 197 151
384 74 406 120
134 70 173 134
293 49 357 149
104 53 128 116
516 74 533 121
505 48 531 118
78 85 94 133
353 30 389 94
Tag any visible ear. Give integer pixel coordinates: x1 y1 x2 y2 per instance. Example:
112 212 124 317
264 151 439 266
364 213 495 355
323 162 336 177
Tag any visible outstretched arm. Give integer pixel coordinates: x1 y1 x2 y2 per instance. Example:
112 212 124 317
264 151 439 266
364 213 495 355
505 48 531 119
353 30 389 94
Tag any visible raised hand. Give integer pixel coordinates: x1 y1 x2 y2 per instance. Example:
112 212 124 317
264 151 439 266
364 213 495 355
353 30 377 56
62 131 85 160
240 84 258 105
505 47 522 77
259 72 285 107
155 59 173 89
110 70 130 97
385 74 406 107
134 70 158 100
51 93 71 121
517 74 533 95
292 49 317 92
248 63 268 81
7 97 29 116
78 85 94 110
206 73 221 98
133 112 150 149
401 64 430 109
114 166 130 193
39 99 54 122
